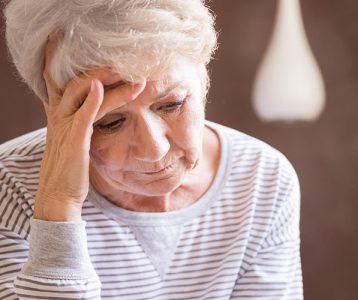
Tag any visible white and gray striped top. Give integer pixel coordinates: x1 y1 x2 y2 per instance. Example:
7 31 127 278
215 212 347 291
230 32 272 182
0 121 303 299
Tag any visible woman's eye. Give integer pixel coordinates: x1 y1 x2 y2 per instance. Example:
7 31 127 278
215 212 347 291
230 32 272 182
95 118 125 133
160 100 185 113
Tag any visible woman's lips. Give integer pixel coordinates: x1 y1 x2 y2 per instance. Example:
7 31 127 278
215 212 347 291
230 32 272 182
141 163 175 175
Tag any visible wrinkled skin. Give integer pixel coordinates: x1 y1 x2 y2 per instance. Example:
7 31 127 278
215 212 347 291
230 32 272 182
34 32 220 221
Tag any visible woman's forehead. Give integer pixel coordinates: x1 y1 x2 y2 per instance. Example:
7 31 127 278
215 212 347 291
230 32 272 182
95 61 203 121
147 79 190 99
95 59 200 111
132 80 189 107
145 60 199 95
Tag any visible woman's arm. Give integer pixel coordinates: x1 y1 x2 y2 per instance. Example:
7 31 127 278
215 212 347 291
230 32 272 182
0 33 144 299
0 179 101 299
34 31 145 222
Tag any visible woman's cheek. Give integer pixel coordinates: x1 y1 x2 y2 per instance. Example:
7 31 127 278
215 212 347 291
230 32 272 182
174 112 204 167
90 136 120 169
89 145 107 168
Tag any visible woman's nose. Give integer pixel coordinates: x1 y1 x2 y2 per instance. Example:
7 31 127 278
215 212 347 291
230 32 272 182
131 114 170 163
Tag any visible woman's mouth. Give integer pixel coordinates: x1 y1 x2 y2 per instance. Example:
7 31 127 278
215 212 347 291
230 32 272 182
141 163 175 175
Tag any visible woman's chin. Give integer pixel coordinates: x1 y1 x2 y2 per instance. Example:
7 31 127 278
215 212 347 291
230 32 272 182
105 160 190 196
128 175 184 196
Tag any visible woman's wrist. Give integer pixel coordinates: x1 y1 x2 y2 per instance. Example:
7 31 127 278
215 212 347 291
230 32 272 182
23 218 96 279
34 197 83 221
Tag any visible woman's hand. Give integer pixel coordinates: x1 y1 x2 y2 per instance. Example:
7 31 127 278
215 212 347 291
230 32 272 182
33 32 145 221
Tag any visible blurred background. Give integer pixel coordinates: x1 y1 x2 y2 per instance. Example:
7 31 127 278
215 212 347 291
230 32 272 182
1 0 357 299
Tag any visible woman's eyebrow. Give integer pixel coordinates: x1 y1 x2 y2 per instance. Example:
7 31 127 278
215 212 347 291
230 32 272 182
155 82 187 101
103 80 127 92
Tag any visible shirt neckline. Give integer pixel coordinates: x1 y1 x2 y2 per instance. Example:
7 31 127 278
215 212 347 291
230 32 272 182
87 120 232 227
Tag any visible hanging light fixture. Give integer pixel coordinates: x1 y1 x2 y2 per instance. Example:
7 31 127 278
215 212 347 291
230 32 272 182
252 0 326 122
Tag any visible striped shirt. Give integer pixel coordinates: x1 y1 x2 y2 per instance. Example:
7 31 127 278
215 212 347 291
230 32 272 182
0 120 303 299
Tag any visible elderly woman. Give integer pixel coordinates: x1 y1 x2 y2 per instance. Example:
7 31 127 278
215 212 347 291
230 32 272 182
0 0 303 299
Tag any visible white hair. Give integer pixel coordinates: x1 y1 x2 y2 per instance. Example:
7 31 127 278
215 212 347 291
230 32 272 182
4 0 218 102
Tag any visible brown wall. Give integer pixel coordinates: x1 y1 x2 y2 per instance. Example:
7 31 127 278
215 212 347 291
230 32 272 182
1 1 357 299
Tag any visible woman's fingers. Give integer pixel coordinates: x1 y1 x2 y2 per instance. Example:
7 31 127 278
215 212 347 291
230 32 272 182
58 69 123 118
58 69 146 121
73 79 104 143
95 80 146 122
43 30 63 106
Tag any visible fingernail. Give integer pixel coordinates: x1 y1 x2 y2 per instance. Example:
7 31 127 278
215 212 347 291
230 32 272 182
49 29 63 41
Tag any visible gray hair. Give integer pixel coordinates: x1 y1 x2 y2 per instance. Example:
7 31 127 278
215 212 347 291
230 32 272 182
4 0 218 102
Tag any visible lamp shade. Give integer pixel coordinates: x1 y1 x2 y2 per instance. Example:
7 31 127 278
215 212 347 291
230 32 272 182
252 0 325 122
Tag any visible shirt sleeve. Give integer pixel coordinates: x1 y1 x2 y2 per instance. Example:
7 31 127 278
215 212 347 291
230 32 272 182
231 158 304 299
0 218 101 299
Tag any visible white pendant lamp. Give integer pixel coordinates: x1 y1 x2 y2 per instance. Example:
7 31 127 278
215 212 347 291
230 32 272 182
252 0 326 122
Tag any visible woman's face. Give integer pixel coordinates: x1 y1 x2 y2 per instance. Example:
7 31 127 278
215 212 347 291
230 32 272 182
89 59 206 197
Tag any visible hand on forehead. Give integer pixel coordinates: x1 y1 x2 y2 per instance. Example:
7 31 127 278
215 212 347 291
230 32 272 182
86 71 147 123
43 30 197 123
87 68 186 120
43 30 146 122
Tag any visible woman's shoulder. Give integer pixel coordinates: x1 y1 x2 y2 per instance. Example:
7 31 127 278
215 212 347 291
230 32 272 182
0 127 46 184
206 121 301 249
0 128 46 236
0 127 46 190
0 127 47 159
206 120 299 206
206 120 297 177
